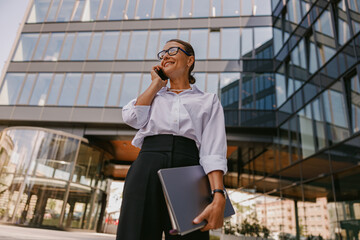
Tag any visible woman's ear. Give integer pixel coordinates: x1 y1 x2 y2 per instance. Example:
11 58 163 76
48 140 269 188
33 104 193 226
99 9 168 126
187 56 195 67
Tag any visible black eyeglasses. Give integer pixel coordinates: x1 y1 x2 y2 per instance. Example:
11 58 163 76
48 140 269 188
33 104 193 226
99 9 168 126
157 47 191 60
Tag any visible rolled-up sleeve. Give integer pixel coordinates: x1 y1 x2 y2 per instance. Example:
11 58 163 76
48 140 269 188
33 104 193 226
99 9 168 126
199 95 228 175
122 99 151 129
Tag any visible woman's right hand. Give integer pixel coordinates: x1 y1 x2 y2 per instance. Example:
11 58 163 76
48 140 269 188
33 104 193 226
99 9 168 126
150 65 168 90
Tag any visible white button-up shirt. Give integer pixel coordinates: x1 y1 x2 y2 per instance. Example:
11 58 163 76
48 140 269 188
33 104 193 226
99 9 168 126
122 85 227 174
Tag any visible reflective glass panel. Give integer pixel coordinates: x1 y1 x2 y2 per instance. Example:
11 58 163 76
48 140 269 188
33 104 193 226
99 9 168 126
109 0 126 20
125 0 136 19
98 0 111 20
33 34 50 60
13 34 39 61
212 0 222 17
350 75 360 132
275 73 286 107
195 73 205 92
89 0 101 20
338 18 351 45
190 29 208 59
76 74 93 105
159 30 178 50
182 0 192 17
136 0 153 19
312 98 326 150
241 0 253 15
164 0 180 18
298 105 315 158
322 87 349 144
254 27 272 52
254 0 271 15
57 0 75 22
99 31 119 60
119 74 141 107
314 10 334 37
179 30 190 42
287 0 301 23
209 31 220 59
140 74 151 93
29 73 52 106
72 0 86 21
273 27 283 55
59 33 75 60
18 74 37 105
44 33 65 61
128 31 147 60
241 73 253 109
27 0 51 23
221 28 240 59
193 0 209 17
0 74 26 105
223 0 240 16
116 32 130 59
153 0 164 18
88 73 111 107
58 73 81 106
146 31 160 59
46 74 64 105
70 32 91 60
241 28 253 58
309 42 318 74
87 32 103 60
106 74 122 106
46 0 61 22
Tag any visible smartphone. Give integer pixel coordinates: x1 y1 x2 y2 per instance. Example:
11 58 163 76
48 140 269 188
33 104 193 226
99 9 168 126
155 68 168 80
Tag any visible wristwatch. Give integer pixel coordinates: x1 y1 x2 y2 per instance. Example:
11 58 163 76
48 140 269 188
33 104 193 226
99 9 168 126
211 189 227 199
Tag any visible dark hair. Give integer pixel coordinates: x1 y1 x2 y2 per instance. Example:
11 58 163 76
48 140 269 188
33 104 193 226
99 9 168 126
166 39 196 84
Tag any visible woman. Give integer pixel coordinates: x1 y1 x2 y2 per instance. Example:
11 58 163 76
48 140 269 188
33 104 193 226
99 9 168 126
117 39 228 240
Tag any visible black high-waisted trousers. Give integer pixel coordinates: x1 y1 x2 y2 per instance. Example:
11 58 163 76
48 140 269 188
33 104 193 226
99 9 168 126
116 134 209 240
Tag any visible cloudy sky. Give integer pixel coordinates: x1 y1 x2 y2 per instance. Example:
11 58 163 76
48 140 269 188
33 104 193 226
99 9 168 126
0 0 30 76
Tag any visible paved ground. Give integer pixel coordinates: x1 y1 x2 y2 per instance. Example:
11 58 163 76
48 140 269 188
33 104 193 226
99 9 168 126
0 224 116 240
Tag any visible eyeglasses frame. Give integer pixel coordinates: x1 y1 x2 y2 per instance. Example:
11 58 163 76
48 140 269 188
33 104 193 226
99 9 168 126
157 47 191 60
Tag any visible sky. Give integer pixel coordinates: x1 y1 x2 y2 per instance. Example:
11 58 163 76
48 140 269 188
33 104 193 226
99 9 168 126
0 0 30 77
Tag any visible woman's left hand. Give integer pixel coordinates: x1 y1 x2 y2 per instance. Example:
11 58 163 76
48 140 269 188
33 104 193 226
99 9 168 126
193 193 226 231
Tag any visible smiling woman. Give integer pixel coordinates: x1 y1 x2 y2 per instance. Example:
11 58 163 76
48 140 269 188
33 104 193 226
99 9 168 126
116 39 228 240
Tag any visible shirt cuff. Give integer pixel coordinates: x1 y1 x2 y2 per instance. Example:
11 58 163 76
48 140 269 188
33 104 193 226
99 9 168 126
199 155 228 175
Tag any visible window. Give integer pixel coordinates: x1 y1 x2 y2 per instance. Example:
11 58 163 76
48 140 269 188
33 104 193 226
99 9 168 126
106 74 122 106
136 0 153 19
193 0 209 17
182 0 192 17
27 0 51 23
153 0 164 18
29 73 52 106
13 34 39 61
98 0 111 20
72 0 86 21
59 33 75 60
221 28 240 59
70 32 91 60
195 73 206 92
88 73 111 107
0 74 26 105
76 74 93 105
209 31 220 59
18 74 37 104
44 33 65 61
124 0 136 19
241 28 253 58
87 32 103 60
98 31 119 60
164 0 180 18
109 0 126 20
212 0 222 17
119 74 141 107
46 0 61 22
58 73 81 106
146 31 160 59
128 31 148 60
348 75 360 133
116 32 130 59
190 29 208 59
33 34 50 60
254 0 271 15
46 74 64 105
57 0 75 22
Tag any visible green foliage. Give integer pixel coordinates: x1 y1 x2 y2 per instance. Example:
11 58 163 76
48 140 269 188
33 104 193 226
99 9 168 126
223 213 271 238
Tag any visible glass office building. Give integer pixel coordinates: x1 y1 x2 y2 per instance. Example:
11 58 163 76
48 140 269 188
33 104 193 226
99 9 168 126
0 0 359 239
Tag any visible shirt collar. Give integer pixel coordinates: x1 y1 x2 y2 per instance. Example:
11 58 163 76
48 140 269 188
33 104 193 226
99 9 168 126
157 84 203 96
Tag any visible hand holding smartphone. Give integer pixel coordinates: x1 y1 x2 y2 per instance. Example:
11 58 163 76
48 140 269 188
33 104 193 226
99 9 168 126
155 68 168 80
